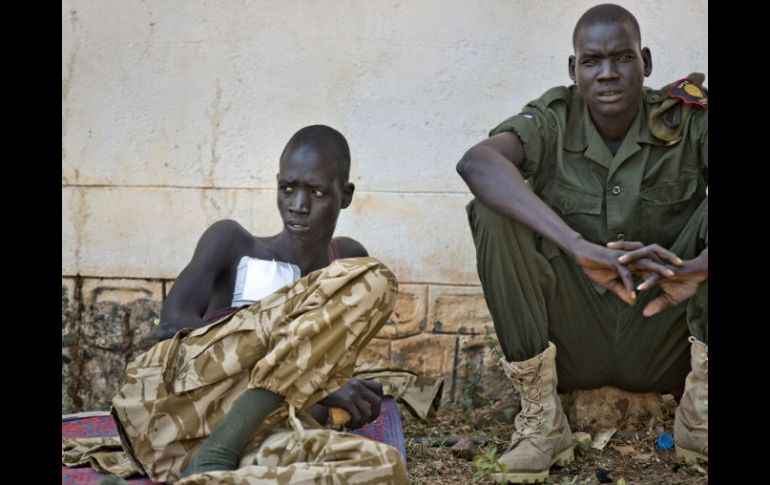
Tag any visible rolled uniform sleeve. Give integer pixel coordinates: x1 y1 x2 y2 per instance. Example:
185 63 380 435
489 97 558 180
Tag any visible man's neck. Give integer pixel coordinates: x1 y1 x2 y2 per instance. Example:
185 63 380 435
590 107 639 154
270 231 333 275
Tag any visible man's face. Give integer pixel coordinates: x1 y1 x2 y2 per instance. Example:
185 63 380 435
570 22 651 120
276 147 351 244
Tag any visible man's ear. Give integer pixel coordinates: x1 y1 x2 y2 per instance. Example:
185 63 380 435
568 55 577 82
341 182 355 209
641 47 653 77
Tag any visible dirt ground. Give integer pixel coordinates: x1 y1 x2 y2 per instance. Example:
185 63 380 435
402 401 707 485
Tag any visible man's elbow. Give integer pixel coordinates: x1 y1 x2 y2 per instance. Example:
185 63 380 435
158 307 186 333
159 306 175 326
456 148 478 179
156 309 196 341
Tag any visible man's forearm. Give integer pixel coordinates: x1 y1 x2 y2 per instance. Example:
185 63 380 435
458 146 585 256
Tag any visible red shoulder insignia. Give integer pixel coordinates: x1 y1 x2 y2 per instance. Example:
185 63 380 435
669 78 708 108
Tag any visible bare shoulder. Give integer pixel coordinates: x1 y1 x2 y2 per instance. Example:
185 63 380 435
160 219 255 331
191 219 255 267
334 236 369 258
201 219 251 241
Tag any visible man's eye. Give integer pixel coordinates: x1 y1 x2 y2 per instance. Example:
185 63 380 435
313 190 326 197
281 186 293 193
583 59 597 66
618 55 632 62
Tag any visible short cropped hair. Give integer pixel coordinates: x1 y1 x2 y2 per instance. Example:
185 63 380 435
573 4 641 48
281 125 351 182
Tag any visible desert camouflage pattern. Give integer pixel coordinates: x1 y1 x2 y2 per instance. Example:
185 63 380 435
111 257 407 483
353 365 444 421
62 437 142 478
176 427 408 484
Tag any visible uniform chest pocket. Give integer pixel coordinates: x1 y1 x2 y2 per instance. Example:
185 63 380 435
640 176 701 248
543 181 604 244
546 181 603 215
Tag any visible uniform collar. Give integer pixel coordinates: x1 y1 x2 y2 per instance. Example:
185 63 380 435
564 87 667 170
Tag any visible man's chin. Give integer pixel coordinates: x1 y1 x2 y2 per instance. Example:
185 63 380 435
284 225 334 245
590 103 637 122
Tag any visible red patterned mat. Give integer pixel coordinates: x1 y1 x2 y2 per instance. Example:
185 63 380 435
63 397 406 484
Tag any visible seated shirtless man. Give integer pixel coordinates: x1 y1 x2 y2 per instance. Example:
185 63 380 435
109 125 408 484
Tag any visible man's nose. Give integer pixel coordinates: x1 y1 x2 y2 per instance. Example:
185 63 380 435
597 59 619 81
289 190 310 213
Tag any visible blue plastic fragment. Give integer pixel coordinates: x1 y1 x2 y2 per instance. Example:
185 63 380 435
657 433 674 449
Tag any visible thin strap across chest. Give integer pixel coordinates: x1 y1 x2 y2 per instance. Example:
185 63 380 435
327 238 341 263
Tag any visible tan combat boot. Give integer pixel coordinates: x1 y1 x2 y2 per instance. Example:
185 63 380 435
674 336 708 463
491 342 574 484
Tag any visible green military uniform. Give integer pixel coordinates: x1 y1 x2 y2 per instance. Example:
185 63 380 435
466 75 708 392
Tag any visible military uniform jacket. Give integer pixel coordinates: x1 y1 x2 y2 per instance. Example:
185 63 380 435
490 75 708 249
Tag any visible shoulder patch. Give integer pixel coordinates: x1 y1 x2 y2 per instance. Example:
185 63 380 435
669 78 708 108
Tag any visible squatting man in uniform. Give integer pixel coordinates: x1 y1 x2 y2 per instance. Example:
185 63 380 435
457 4 707 483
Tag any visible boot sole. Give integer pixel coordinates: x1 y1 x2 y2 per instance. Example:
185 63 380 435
489 446 574 484
675 445 708 464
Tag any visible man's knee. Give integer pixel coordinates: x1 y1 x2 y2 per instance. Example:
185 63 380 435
367 263 398 322
467 199 542 252
331 257 398 324
467 199 514 234
368 258 397 287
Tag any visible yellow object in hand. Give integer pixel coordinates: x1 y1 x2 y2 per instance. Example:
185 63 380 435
329 406 352 425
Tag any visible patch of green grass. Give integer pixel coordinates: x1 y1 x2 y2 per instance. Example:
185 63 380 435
459 359 491 415
473 447 508 483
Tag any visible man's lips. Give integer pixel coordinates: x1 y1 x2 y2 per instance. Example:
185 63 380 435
596 90 623 102
286 221 310 231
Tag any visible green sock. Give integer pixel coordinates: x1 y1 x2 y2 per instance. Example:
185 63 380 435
181 387 283 477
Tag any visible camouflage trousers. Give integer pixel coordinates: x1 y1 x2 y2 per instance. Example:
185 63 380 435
111 257 408 484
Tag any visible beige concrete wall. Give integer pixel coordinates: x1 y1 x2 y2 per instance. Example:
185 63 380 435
62 1 707 412
62 0 708 284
